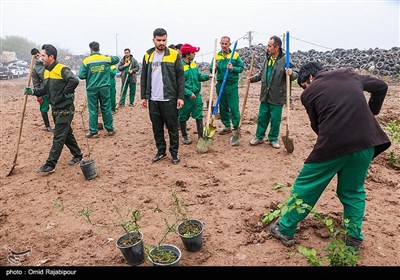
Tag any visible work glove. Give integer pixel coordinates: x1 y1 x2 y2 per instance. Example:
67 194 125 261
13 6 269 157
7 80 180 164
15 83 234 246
37 97 43 103
24 87 34 95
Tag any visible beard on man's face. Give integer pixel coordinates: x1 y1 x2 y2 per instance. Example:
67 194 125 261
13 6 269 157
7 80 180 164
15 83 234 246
156 44 165 51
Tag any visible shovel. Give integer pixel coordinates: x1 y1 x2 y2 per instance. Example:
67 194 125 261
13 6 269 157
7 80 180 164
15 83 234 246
116 61 131 109
197 38 218 153
7 55 35 176
197 41 238 153
281 31 294 153
230 53 255 146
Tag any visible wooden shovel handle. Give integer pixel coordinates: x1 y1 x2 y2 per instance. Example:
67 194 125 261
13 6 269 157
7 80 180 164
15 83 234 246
238 53 255 129
11 55 36 166
205 39 218 128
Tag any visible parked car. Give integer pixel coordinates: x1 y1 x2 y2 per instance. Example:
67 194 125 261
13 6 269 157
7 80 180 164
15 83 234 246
20 67 29 77
9 66 23 78
0 66 13 80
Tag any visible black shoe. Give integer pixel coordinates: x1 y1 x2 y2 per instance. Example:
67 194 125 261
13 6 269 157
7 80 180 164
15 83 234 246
182 136 192 145
219 127 232 135
86 132 99 138
152 153 166 163
107 129 116 136
345 235 362 252
269 223 295 247
68 155 83 166
37 163 55 174
171 155 180 165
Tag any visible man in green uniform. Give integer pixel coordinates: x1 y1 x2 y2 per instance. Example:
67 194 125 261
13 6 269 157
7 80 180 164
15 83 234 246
209 36 244 135
249 36 298 149
269 62 391 251
24 44 82 174
118 48 140 107
31 48 53 132
179 43 211 144
79 41 120 138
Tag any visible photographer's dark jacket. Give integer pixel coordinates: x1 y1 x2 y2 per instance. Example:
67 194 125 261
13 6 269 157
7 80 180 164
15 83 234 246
301 68 391 163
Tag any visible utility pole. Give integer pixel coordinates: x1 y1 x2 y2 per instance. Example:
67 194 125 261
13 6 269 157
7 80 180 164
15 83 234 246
248 31 253 47
116 33 118 56
244 31 253 47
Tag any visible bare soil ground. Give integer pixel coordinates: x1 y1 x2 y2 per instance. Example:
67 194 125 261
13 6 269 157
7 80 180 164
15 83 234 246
0 75 399 267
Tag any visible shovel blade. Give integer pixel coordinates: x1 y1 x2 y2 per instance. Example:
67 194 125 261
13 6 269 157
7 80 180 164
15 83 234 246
196 137 213 153
281 135 294 153
203 120 216 139
230 130 241 146
7 164 16 177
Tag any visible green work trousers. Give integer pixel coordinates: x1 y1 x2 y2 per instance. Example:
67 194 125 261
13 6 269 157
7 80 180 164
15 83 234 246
278 147 374 240
110 80 116 112
120 82 136 105
178 94 203 122
216 82 240 130
255 102 283 142
87 87 114 133
46 113 82 166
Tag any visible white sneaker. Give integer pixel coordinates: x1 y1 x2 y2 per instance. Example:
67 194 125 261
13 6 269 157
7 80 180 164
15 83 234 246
270 141 280 149
249 137 264 145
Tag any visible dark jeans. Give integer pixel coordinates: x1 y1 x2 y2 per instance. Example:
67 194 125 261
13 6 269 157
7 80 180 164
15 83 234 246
148 99 179 157
46 113 82 166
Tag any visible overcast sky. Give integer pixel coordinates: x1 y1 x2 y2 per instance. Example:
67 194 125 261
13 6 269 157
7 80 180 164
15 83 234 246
1 0 399 62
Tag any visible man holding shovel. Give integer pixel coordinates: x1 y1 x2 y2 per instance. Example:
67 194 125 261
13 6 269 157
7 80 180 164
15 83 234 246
179 43 211 145
210 36 244 135
118 48 140 107
249 36 297 149
24 44 83 174
269 62 391 251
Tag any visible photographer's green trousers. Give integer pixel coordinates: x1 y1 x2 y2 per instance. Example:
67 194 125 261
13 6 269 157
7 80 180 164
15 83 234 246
278 147 374 240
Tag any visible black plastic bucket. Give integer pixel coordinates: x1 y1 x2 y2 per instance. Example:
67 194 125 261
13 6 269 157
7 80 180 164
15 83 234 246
116 232 145 266
79 159 97 180
177 219 204 252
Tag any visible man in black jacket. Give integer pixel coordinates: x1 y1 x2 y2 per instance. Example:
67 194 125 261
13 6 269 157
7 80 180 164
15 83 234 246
269 62 391 251
141 28 184 164
25 44 82 174
249 36 297 148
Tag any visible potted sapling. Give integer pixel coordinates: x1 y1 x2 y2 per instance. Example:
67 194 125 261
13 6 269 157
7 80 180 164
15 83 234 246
115 207 145 266
172 190 204 252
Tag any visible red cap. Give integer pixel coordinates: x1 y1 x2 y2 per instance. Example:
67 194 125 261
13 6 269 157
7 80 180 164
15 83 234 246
180 44 200 54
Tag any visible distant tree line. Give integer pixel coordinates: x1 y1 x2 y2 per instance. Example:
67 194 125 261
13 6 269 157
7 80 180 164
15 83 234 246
1 35 72 63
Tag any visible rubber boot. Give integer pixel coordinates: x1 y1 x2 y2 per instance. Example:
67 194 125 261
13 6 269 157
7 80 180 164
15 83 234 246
180 121 192 144
41 112 53 132
196 118 203 139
